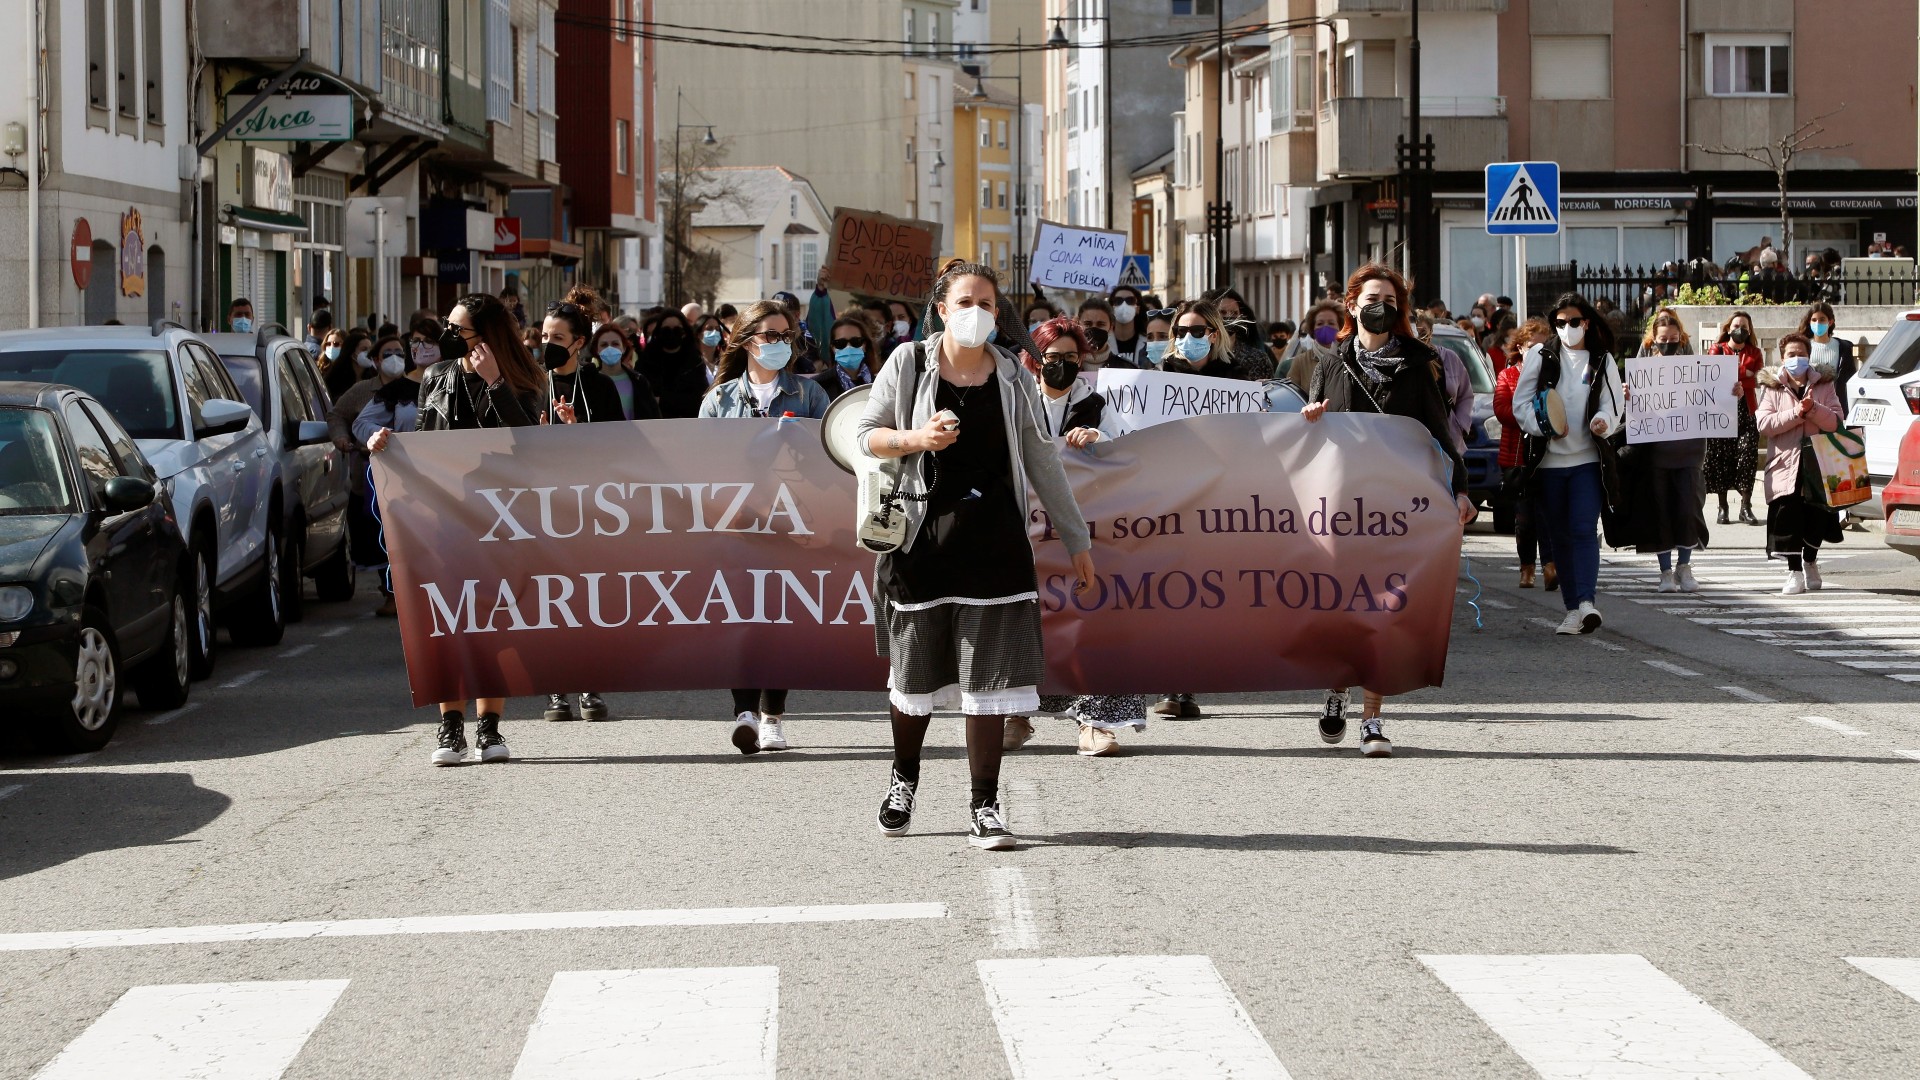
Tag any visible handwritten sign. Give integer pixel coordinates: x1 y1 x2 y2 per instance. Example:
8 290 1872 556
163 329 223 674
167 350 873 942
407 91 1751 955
1623 353 1736 444
1028 220 1128 292
1094 368 1271 435
820 208 941 302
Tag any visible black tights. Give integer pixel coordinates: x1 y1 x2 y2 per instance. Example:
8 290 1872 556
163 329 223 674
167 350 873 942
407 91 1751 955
890 706 1004 806
730 689 788 715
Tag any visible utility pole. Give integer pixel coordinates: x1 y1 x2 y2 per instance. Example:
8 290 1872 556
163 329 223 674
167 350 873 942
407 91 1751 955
1211 0 1230 292
1396 0 1436 299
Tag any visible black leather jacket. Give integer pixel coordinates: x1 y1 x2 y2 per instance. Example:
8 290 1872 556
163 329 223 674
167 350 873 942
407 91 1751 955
415 360 540 431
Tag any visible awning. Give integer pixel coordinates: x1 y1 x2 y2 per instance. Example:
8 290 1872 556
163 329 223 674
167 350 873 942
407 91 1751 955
521 238 584 266
225 206 309 235
1711 191 1917 213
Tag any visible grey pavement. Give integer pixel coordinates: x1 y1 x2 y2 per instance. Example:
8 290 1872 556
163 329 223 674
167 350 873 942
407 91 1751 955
3 521 1919 1078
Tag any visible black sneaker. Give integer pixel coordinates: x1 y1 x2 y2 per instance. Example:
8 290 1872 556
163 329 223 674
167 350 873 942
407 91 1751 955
1361 718 1392 758
544 694 577 722
1178 694 1202 719
1320 692 1350 744
968 800 1016 850
431 713 468 766
579 693 611 721
474 712 510 763
877 770 917 836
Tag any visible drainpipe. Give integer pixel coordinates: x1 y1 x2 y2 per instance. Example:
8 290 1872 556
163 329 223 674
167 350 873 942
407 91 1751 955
27 0 44 327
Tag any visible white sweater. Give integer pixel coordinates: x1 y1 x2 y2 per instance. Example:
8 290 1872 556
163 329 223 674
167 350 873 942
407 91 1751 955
1513 342 1624 468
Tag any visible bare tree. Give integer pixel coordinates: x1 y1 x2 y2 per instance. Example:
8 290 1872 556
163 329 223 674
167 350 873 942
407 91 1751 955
1690 104 1852 259
658 130 742 307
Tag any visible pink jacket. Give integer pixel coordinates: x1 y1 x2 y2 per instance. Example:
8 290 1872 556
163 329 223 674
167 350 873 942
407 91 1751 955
1754 363 1842 502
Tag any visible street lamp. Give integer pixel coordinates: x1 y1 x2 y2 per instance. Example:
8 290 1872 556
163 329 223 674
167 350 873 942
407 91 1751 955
1047 12 1113 232
965 31 1029 305
668 88 717 307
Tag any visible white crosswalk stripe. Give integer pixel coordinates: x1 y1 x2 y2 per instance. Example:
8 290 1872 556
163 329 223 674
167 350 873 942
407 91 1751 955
511 968 779 1080
1419 954 1813 1079
1847 957 1920 1005
32 980 347 1080
977 955 1291 1079
1579 551 1920 686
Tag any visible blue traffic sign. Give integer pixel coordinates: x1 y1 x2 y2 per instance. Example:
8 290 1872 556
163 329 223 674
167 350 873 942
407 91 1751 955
1485 162 1560 236
1118 254 1151 289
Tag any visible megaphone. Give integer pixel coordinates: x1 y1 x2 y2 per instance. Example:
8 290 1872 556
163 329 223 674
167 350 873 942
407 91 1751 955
821 384 918 553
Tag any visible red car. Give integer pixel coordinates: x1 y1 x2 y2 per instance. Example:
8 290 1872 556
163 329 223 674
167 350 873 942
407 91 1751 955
1885 415 1920 560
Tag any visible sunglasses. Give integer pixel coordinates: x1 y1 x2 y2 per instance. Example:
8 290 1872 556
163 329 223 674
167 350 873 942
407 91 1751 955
1143 308 1177 321
750 330 796 345
545 301 584 316
1552 317 1586 329
830 337 868 350
1173 325 1211 339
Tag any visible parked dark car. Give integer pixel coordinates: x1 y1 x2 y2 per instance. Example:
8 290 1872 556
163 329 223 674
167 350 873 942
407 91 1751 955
0 383 191 751
1429 324 1503 523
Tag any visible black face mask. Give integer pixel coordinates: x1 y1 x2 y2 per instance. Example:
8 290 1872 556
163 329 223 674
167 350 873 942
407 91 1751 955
1041 359 1082 391
1358 301 1398 335
1658 340 1684 355
437 323 470 361
542 341 573 371
1084 327 1110 351
1729 328 1750 345
654 327 685 349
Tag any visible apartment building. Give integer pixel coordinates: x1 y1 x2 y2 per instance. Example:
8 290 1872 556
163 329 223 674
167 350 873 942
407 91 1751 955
557 0 658 311
953 82 1027 279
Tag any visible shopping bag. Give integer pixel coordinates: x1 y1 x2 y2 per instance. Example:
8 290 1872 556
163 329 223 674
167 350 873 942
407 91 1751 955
1807 428 1872 508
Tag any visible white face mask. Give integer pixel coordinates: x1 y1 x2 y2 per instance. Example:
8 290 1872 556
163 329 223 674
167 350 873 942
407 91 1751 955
893 319 912 339
1557 324 1586 349
379 353 406 378
354 348 375 370
944 305 994 349
1113 302 1138 324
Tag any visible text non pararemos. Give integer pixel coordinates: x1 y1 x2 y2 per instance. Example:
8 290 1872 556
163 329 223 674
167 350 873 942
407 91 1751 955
372 415 1462 704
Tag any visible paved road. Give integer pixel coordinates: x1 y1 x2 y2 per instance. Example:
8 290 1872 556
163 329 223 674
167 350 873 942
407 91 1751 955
3 521 1919 1079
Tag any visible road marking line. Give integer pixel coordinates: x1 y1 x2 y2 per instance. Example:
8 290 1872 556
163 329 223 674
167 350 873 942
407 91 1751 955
0 784 23 802
1003 779 1047 831
1720 685 1777 704
1590 640 1626 652
219 669 267 689
31 979 348 1080
1834 658 1920 669
1692 616 1920 625
321 626 354 638
978 956 1291 1079
278 644 314 658
1528 617 1559 631
145 703 200 727
985 868 1039 951
1800 648 1920 657
1846 958 1920 1004
1895 748 1920 761
510 968 777 1080
1418 954 1811 1080
1477 597 1514 609
1644 659 1702 677
0 903 949 953
1800 716 1870 737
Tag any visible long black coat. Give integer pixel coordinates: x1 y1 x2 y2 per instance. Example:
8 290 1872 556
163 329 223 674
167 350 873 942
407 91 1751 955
1310 335 1469 497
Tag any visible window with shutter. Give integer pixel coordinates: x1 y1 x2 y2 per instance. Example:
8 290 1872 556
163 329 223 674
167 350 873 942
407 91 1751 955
486 0 511 122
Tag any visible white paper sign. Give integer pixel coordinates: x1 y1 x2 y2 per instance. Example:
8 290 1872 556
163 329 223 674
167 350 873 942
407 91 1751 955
1623 353 1737 444
1028 220 1128 292
1094 368 1271 435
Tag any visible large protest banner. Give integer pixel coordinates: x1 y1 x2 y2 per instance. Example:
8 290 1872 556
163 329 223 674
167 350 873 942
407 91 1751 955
819 208 941 301
1094 369 1272 434
1623 353 1737 444
373 415 1462 706
1027 219 1128 292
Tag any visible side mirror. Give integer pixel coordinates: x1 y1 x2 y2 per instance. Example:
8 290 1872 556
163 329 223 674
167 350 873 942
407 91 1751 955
295 419 330 446
195 398 254 439
101 475 156 513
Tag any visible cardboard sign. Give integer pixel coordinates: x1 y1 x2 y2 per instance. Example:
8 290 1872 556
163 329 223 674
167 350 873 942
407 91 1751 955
1623 353 1738 444
1028 220 1128 292
820 208 941 301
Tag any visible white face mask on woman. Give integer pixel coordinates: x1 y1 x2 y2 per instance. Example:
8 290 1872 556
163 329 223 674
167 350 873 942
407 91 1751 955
943 305 994 349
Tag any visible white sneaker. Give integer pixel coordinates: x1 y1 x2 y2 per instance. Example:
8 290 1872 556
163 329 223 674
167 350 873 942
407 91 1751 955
1657 570 1678 593
1781 571 1807 596
1555 610 1585 635
757 715 788 751
731 711 762 755
1804 562 1823 591
1675 565 1699 592
1578 600 1603 633
1360 718 1392 757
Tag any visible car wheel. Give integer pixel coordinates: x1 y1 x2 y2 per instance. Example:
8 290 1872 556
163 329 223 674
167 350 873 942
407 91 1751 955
312 538 355 602
130 588 191 710
281 527 306 625
40 610 121 753
230 523 287 647
187 545 217 681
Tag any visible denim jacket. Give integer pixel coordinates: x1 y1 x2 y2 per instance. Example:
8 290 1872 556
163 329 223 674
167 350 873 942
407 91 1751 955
697 369 832 420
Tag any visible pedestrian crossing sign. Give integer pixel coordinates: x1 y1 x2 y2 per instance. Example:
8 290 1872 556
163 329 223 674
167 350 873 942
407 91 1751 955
1118 254 1151 289
1485 161 1560 236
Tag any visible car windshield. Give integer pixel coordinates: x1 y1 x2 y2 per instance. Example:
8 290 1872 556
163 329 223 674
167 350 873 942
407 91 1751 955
1864 318 1920 378
0 407 76 515
1433 333 1496 394
0 349 180 441
218 353 268 422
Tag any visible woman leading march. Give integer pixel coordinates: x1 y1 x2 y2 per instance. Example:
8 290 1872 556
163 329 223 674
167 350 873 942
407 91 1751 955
857 259 1096 850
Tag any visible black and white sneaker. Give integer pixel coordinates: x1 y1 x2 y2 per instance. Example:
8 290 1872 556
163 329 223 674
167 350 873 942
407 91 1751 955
579 693 611 721
544 694 577 722
968 800 1016 850
1320 691 1350 744
730 711 762 755
1360 718 1392 758
877 770 917 836
474 712 510 763
430 713 468 766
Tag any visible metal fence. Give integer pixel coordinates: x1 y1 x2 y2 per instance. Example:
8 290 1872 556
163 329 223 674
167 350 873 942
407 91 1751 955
1527 261 1920 331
